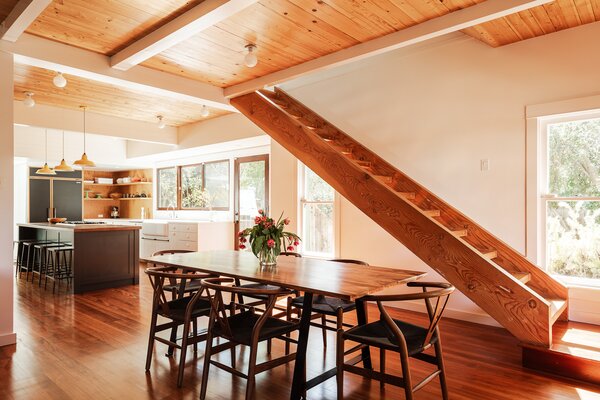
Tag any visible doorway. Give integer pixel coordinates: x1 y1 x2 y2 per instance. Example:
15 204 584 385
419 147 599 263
233 155 269 249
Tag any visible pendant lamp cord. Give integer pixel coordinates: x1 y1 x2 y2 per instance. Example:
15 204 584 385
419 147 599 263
83 107 86 152
62 130 65 158
45 129 48 163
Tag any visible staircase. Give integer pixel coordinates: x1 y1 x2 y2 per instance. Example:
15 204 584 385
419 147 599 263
230 88 568 347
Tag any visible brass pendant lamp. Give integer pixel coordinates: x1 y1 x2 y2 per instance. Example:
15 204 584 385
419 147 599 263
36 129 56 175
54 130 74 172
73 105 95 168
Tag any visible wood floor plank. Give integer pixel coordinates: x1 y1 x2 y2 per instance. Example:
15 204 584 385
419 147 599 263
0 265 598 399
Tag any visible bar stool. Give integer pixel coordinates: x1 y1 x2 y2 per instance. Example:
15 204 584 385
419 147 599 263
45 246 74 293
32 242 71 286
19 240 56 281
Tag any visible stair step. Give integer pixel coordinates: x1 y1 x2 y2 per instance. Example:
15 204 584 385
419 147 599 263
451 229 468 238
549 299 568 324
399 192 416 200
482 250 498 259
355 160 372 168
373 175 392 184
423 209 441 217
512 271 531 284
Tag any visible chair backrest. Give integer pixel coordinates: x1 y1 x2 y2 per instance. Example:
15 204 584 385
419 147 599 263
362 282 454 351
145 265 214 316
152 249 193 256
201 277 294 342
329 258 369 266
280 251 302 257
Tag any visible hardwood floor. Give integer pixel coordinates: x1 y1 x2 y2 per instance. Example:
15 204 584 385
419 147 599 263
1 265 599 400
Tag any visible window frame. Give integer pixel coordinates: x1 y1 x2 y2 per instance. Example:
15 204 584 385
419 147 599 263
156 159 230 211
297 163 340 258
538 113 600 283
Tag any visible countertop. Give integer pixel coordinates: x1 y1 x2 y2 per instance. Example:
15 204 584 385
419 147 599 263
18 222 141 232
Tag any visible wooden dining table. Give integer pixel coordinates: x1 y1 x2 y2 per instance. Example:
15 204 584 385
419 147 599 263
142 250 425 399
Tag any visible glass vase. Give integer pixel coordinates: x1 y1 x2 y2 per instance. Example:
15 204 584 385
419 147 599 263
259 248 277 266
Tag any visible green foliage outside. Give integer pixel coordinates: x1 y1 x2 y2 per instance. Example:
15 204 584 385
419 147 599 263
546 119 600 279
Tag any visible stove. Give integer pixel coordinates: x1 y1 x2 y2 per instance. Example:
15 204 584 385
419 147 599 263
60 221 106 225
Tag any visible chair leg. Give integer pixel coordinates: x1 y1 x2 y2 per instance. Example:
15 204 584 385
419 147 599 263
321 314 327 348
145 310 159 371
400 351 414 400
245 344 259 400
435 339 449 400
177 319 190 387
336 329 344 400
199 329 214 400
167 322 178 357
192 318 198 353
380 349 386 388
285 297 293 356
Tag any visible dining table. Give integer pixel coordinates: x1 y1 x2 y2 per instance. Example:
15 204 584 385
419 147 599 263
141 250 425 399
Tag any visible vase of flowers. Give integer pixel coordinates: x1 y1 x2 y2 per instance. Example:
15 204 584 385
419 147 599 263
238 209 301 266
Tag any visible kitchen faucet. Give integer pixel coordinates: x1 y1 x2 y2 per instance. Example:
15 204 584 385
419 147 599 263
167 205 176 219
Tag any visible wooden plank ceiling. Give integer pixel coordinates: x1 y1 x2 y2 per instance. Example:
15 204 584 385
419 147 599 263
14 0 600 123
14 64 228 126
464 0 600 47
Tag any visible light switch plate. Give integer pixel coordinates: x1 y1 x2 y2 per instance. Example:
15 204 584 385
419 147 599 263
480 159 490 171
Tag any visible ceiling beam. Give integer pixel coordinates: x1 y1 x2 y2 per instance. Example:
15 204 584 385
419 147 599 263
111 0 258 71
0 0 51 42
0 33 237 112
223 0 553 98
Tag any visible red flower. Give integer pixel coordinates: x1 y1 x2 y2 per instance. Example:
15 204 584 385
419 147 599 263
238 230 244 237
294 241 300 246
239 244 246 249
240 237 247 243
254 216 261 224
258 209 264 215
267 239 275 248
287 246 294 251
284 218 290 225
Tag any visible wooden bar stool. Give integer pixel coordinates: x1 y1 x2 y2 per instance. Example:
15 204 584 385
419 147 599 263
45 246 74 293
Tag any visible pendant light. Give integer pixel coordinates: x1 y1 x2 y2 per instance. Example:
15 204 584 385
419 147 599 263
73 106 96 168
54 130 73 171
157 115 166 129
53 72 67 88
36 129 56 175
23 92 35 107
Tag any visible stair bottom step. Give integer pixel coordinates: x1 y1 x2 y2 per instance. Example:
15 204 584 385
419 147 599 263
522 320 600 386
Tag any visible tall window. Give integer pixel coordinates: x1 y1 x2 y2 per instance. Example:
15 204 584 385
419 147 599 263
299 165 336 257
157 160 230 210
542 116 600 280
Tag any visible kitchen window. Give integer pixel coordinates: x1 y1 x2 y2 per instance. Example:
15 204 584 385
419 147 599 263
157 160 230 211
540 115 600 282
299 164 337 258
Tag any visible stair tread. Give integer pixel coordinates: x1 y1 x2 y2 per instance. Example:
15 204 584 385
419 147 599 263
451 229 468 237
482 250 498 259
423 209 441 217
512 271 531 284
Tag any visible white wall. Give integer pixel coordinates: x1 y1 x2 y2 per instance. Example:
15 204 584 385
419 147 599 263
14 125 137 168
0 51 16 346
266 22 600 324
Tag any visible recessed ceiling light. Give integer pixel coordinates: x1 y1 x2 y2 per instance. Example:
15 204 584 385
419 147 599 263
200 105 209 118
157 115 166 129
53 72 67 88
244 44 258 68
23 92 35 107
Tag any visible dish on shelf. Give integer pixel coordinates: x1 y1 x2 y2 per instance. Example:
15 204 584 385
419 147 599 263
48 217 67 224
109 193 121 200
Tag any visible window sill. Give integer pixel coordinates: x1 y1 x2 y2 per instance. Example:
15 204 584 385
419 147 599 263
554 274 600 289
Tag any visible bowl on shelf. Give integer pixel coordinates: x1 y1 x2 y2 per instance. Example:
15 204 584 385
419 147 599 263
109 192 121 200
48 217 67 224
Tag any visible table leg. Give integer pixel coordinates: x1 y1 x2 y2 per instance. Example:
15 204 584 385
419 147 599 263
355 298 372 369
290 292 313 400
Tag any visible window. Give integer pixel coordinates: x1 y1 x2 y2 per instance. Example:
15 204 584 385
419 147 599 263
157 160 230 210
157 167 177 209
541 116 600 280
299 165 336 257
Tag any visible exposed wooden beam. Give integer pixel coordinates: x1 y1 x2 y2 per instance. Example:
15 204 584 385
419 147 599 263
0 0 51 42
111 0 257 71
0 33 237 112
224 0 553 98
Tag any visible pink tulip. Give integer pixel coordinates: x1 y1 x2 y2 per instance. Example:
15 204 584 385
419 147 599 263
294 241 300 246
239 244 246 249
284 218 290 225
258 209 264 215
267 239 275 248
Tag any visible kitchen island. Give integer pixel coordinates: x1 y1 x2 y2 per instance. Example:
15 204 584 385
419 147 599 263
18 222 140 293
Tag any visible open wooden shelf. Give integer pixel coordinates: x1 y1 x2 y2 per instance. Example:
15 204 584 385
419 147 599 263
84 198 118 201
84 182 152 187
119 198 152 201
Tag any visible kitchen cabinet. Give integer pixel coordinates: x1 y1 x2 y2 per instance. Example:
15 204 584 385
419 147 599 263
29 168 82 222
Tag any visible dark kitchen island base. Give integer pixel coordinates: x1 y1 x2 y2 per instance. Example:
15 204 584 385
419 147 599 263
18 223 140 294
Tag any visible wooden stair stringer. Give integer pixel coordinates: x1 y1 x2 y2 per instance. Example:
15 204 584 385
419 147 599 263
266 88 568 306
231 91 556 347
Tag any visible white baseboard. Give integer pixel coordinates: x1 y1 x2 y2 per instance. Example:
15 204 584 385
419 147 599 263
389 300 501 327
0 332 16 347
